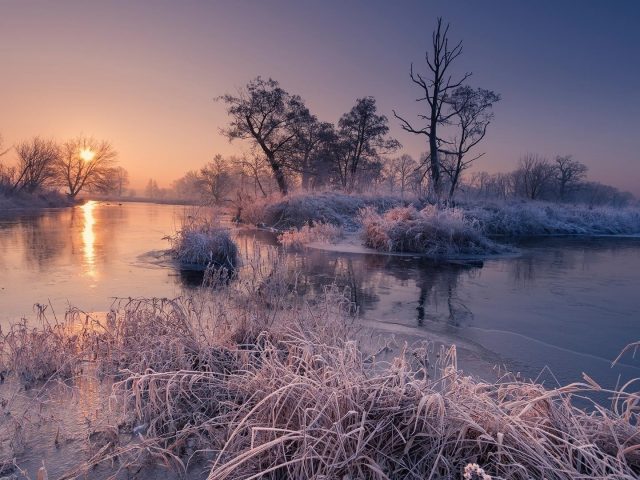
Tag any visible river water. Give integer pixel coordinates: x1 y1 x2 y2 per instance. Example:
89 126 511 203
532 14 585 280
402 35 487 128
1 201 639 390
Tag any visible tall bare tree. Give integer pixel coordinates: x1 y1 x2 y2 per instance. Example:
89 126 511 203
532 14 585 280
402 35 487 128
57 136 117 198
554 155 587 200
335 97 399 191
13 137 60 193
218 77 310 195
394 18 471 197
441 86 500 199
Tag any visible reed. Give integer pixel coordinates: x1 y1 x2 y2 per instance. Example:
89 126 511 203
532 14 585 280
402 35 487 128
0 252 638 479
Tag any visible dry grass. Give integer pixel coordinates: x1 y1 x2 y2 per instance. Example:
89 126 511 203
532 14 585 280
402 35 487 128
361 206 509 258
277 222 344 250
0 251 638 479
168 217 238 270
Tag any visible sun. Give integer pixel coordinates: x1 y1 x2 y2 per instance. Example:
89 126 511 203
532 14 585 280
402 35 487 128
79 148 95 162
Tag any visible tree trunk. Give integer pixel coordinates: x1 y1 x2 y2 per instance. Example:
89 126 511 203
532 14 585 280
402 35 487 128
266 153 288 195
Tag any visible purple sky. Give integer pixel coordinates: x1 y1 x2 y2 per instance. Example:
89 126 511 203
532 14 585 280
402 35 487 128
1 0 638 193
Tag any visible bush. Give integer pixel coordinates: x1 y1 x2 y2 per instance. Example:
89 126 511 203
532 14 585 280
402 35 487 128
245 191 404 230
361 205 508 257
278 222 344 249
169 219 238 270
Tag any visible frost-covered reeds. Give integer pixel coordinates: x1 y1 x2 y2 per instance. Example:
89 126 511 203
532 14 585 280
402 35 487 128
168 217 238 270
361 205 508 257
465 201 640 236
243 191 404 230
1 251 638 479
277 222 344 250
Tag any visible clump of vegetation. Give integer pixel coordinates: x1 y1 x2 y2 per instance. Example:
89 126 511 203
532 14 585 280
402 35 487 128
169 218 238 270
246 191 404 230
278 222 344 250
361 205 507 257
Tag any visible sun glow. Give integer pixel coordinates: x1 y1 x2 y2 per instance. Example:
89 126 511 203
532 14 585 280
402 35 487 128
82 200 97 279
79 148 95 162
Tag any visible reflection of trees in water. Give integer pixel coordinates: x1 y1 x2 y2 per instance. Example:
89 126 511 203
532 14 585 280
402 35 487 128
0 205 128 271
286 249 481 328
9 211 71 270
415 262 479 327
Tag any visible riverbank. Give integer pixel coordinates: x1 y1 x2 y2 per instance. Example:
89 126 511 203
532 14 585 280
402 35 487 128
250 192 640 258
0 190 75 213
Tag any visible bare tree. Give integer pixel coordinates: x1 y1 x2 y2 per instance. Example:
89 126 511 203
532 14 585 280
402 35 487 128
334 97 399 191
218 77 311 195
13 137 60 193
393 18 471 197
0 134 10 158
383 154 418 198
441 86 500 199
57 136 118 198
200 154 234 203
92 166 130 196
554 155 587 201
513 154 555 200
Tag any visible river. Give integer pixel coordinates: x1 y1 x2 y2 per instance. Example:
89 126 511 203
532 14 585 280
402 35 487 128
1 200 639 390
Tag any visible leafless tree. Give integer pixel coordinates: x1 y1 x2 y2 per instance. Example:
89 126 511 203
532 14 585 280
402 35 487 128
200 154 234 203
393 18 471 197
554 155 587 200
13 136 60 193
92 166 129 196
334 97 399 191
218 77 311 195
57 136 118 198
513 154 555 200
441 86 500 199
383 154 418 198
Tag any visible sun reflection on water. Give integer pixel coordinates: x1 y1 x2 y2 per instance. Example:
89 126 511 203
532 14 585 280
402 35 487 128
82 200 97 278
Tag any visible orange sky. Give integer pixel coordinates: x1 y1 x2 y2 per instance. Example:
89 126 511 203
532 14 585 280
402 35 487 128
1 1 638 194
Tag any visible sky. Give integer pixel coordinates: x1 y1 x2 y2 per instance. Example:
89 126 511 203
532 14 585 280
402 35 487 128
1 0 639 194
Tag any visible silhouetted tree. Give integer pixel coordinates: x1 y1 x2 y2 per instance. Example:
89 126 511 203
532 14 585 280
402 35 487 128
394 18 471 197
57 136 118 198
441 86 500 199
334 97 399 191
554 155 587 200
13 136 60 193
91 166 130 196
292 115 337 189
219 77 311 195
513 154 555 200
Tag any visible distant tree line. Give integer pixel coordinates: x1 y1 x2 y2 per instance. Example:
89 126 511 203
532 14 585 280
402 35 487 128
0 134 129 199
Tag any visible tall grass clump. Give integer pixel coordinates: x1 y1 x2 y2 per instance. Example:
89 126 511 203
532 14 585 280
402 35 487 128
465 201 640 236
169 218 238 270
361 205 508 258
278 222 344 250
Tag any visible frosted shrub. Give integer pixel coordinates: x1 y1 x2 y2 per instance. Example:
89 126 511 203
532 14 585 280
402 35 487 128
169 219 238 269
361 205 507 257
278 222 344 250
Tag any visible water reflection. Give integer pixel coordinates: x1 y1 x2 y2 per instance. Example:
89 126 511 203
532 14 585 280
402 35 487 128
82 201 97 278
0 203 638 391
